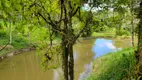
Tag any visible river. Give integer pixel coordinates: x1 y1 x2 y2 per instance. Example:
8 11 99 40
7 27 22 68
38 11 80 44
0 37 132 80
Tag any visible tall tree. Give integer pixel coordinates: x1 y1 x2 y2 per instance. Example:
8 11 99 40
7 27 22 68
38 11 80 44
18 0 92 80
0 0 93 79
136 1 142 79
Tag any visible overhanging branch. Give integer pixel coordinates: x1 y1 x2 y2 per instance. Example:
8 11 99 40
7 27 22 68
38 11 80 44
74 7 93 41
37 12 65 35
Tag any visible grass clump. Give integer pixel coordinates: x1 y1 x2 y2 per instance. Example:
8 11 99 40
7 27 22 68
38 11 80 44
92 32 115 37
0 35 30 56
11 36 29 49
87 48 136 80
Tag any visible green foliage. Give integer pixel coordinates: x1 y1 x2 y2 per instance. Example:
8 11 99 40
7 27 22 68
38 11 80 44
87 48 136 80
0 21 8 38
0 39 9 46
120 29 130 36
116 29 130 36
30 27 49 42
92 32 115 37
0 23 9 45
39 45 62 71
0 30 7 38
11 35 29 49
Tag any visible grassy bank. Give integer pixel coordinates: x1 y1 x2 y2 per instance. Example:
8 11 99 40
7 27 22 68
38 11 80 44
91 27 132 38
0 35 61 57
87 48 136 80
92 32 116 37
0 36 31 56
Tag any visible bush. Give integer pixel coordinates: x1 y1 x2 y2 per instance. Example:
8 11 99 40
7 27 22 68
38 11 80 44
0 30 7 38
0 30 9 45
11 36 29 49
116 29 130 36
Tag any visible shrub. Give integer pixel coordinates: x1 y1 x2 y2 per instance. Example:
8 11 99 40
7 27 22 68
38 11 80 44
0 30 7 38
116 29 130 36
11 36 29 49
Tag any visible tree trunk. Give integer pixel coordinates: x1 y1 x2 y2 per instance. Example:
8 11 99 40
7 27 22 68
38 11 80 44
9 22 12 44
62 39 74 80
68 9 74 80
136 1 142 78
116 25 121 36
138 2 142 63
131 0 134 47
28 26 31 44
62 39 69 80
68 43 74 80
62 12 74 79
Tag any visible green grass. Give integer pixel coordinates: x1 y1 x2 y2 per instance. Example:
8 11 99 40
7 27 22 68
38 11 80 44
91 28 131 38
0 35 30 57
92 32 116 37
87 48 136 80
91 28 116 37
0 50 9 56
11 36 29 49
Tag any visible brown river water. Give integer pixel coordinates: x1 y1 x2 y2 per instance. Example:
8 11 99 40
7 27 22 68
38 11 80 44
0 38 132 80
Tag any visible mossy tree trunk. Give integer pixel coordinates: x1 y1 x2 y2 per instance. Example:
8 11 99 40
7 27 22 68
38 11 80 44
62 35 74 80
137 2 142 64
136 1 142 78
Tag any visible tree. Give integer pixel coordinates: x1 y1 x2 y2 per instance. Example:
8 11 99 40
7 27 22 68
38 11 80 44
0 0 93 80
0 0 22 45
136 1 142 79
10 0 92 80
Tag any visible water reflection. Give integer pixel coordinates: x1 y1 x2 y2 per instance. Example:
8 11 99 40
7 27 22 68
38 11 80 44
53 68 62 80
79 38 122 80
79 62 92 80
74 51 77 60
92 38 122 58
0 38 130 80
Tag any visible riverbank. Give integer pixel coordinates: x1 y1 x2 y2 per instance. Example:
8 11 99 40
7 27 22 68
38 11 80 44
87 48 136 80
0 39 60 61
91 32 137 39
0 46 36 61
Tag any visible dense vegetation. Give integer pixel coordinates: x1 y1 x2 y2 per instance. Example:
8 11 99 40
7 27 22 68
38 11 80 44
87 48 136 80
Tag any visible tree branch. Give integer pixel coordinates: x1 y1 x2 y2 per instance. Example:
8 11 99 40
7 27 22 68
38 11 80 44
0 42 9 52
37 12 65 35
72 7 80 16
74 18 89 40
74 7 93 41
